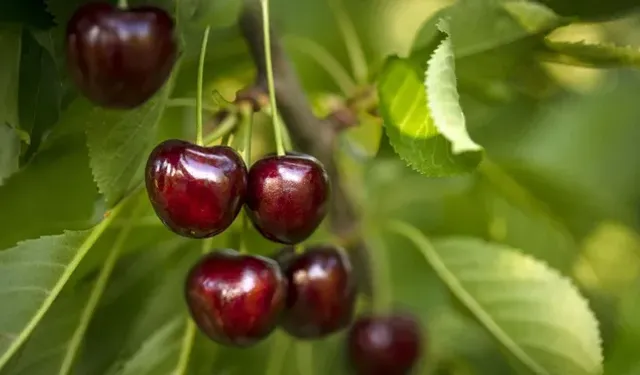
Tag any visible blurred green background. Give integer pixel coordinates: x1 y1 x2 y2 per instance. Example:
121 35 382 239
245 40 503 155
2 0 640 374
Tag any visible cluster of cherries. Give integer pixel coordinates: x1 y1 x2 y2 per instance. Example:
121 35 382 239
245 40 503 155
65 2 422 374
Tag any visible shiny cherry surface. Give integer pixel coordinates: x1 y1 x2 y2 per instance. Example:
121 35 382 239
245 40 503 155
185 249 286 346
246 154 330 244
66 2 177 108
145 140 247 238
280 245 356 338
348 313 422 375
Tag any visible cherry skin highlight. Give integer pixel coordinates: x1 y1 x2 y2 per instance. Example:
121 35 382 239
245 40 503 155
246 153 330 244
145 140 247 238
66 2 177 108
185 249 287 347
279 245 356 338
348 313 423 375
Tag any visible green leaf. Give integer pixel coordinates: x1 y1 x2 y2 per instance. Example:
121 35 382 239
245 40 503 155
112 318 184 375
542 40 640 68
377 56 481 176
84 95 168 206
0 26 22 131
0 133 98 250
501 1 565 34
390 223 604 375
18 29 62 154
0 231 92 370
412 0 561 61
0 125 20 184
2 286 92 375
426 23 482 154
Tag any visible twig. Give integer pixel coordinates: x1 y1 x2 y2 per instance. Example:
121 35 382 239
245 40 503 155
237 0 371 293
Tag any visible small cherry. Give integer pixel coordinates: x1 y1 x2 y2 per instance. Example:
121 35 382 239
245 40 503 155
185 249 286 346
66 2 177 108
145 140 247 238
246 153 330 244
348 313 423 375
279 245 356 338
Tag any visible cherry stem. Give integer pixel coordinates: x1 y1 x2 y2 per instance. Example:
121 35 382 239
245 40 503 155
174 320 196 375
265 332 291 375
295 341 315 375
239 103 254 165
166 98 221 114
239 213 249 254
196 26 212 147
204 111 239 146
366 233 393 312
118 0 128 9
175 236 215 374
260 0 286 157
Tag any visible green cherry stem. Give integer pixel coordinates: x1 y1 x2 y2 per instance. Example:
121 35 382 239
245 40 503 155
366 231 393 312
175 236 215 375
260 0 286 156
204 111 239 146
166 98 221 114
239 103 254 165
265 331 292 375
58 197 146 375
196 26 212 147
118 0 128 9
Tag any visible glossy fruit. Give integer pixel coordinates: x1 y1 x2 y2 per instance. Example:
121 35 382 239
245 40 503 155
246 153 330 244
348 313 422 375
279 245 356 338
66 2 177 108
145 140 247 238
185 249 286 346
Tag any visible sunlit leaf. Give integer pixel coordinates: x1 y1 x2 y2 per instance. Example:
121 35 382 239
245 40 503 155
377 57 480 176
426 22 482 154
390 223 604 375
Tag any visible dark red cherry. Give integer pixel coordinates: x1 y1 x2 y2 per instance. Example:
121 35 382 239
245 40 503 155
185 249 286 346
246 153 330 244
280 245 356 338
66 2 177 108
145 140 247 238
348 313 423 375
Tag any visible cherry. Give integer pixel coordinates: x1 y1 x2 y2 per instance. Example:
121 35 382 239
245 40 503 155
145 140 247 238
66 2 177 108
185 249 286 346
347 313 422 375
279 245 356 338
246 153 330 244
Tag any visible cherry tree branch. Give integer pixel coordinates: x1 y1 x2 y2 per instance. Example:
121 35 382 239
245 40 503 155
238 0 371 293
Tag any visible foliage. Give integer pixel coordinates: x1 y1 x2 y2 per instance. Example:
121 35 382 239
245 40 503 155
1 0 640 374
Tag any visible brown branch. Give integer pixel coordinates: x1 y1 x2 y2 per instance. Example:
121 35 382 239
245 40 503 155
238 0 372 294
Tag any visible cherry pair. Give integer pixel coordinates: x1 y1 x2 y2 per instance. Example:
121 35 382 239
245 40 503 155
144 140 329 244
184 245 356 346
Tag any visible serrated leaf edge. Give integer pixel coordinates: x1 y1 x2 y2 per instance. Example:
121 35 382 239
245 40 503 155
544 39 640 67
388 222 604 375
425 21 482 155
